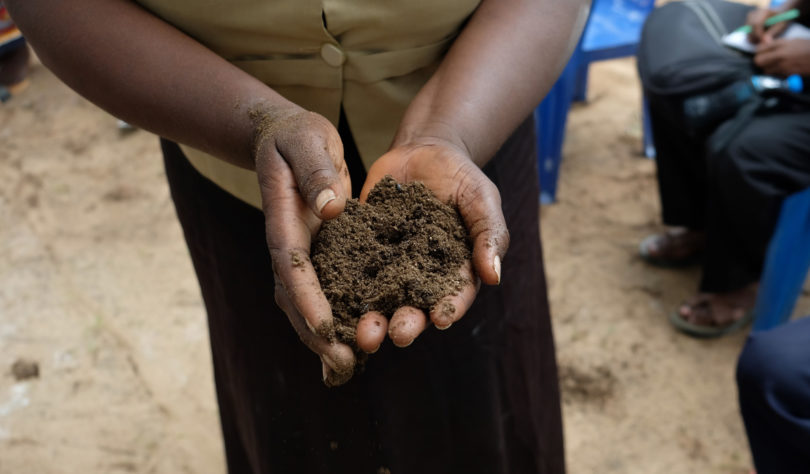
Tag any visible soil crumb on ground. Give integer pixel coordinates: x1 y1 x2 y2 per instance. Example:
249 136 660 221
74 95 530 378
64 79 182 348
11 358 40 381
311 176 471 349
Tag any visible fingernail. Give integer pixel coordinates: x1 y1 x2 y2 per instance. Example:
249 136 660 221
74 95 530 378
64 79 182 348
389 330 413 348
322 362 329 382
493 255 501 284
368 343 381 354
316 188 336 214
321 354 338 371
435 321 453 330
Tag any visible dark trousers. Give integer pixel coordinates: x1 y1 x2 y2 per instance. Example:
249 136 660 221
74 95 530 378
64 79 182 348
161 115 565 474
737 317 810 473
647 92 810 293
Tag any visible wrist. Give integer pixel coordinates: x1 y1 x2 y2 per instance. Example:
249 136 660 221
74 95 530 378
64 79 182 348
392 119 474 161
245 99 306 168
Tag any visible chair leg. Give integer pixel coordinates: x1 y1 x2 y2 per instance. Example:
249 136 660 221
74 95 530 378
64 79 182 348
535 88 565 205
752 188 810 331
573 64 589 103
535 56 579 204
642 96 656 159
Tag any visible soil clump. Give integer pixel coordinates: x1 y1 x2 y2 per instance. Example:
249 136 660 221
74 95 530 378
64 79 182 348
11 358 40 381
312 176 472 351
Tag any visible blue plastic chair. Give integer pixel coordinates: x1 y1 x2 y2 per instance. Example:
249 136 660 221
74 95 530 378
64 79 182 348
535 0 656 204
534 46 583 204
752 188 810 331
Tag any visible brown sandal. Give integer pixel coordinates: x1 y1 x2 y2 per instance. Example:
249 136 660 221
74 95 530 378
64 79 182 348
639 229 704 267
669 289 756 338
669 302 754 338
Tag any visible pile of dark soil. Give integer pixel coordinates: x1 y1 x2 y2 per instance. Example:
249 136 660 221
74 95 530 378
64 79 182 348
311 176 472 350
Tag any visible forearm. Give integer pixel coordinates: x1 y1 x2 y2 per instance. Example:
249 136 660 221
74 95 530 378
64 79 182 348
6 0 297 169
392 0 590 167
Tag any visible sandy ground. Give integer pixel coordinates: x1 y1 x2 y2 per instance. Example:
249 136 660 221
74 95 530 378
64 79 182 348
2 53 809 474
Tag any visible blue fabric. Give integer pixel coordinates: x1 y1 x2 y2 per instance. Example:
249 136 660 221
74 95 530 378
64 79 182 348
753 188 810 331
737 317 810 473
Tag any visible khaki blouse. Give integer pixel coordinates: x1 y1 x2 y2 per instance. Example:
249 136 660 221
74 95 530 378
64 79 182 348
136 0 481 208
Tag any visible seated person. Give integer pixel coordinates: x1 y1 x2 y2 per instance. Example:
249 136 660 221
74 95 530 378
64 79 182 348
640 0 810 337
737 316 810 473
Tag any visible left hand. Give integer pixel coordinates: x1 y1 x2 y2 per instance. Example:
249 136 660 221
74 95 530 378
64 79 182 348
755 38 810 76
353 137 509 352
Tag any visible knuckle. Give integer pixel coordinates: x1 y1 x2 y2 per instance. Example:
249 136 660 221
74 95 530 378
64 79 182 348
300 168 335 199
304 111 333 129
477 226 509 256
456 175 504 238
274 111 336 152
267 247 287 265
459 173 499 207
500 228 511 253
256 167 284 194
267 247 311 278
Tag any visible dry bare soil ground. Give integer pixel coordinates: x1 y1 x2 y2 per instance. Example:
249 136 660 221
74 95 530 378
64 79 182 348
1 56 808 473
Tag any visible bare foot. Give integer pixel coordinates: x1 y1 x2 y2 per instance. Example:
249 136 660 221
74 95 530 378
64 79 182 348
678 283 758 328
639 228 705 266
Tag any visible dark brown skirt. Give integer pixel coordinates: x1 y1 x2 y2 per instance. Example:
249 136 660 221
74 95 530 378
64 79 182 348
161 113 564 474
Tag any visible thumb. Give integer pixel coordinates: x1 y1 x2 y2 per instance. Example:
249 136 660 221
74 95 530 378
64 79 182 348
456 170 509 286
272 111 351 220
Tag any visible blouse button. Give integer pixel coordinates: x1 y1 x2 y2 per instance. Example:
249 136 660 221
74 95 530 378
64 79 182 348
320 43 346 67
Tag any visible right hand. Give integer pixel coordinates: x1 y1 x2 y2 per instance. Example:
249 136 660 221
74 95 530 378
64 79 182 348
754 38 810 76
746 7 791 45
252 106 355 386
353 136 508 353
